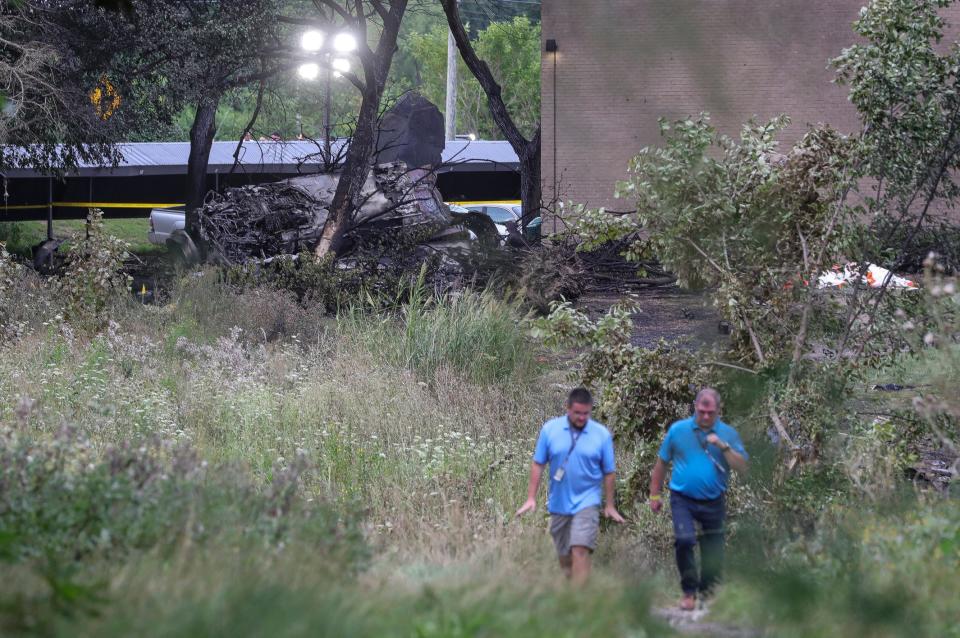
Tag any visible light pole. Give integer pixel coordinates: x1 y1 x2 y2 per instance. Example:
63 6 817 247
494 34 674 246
298 28 357 162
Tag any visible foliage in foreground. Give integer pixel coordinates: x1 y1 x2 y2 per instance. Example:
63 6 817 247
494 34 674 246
714 499 960 638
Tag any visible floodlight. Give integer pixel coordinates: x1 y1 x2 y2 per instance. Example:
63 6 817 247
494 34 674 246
333 32 357 53
298 63 319 80
301 30 325 52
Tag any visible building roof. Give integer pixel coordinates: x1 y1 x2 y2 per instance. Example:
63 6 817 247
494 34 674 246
3 139 519 178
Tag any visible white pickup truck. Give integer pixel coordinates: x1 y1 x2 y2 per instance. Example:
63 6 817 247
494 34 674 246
148 206 201 263
148 206 186 245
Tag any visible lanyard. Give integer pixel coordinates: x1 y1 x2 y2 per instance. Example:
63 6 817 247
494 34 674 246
560 424 585 472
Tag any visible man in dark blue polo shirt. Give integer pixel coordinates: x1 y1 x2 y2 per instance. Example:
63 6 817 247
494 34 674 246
649 388 748 610
516 387 625 583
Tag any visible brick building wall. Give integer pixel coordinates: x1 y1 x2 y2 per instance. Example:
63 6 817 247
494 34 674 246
540 1 960 230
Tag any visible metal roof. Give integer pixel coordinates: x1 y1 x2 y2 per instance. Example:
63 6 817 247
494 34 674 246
3 139 519 177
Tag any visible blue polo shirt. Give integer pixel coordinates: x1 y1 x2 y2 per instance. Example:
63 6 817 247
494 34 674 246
658 417 747 500
533 417 616 515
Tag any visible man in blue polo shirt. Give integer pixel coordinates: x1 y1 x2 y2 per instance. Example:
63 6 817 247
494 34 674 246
516 387 625 583
649 388 748 610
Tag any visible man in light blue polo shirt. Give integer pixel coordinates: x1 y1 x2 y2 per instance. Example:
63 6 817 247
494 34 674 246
649 387 748 610
516 387 625 583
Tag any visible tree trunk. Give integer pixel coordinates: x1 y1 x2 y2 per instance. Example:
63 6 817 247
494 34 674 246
315 86 381 257
185 94 220 238
314 0 408 258
439 0 542 224
519 128 541 227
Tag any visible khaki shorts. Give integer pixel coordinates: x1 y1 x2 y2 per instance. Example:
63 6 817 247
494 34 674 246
549 506 600 557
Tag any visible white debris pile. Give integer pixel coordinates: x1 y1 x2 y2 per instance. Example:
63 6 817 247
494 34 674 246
817 263 918 290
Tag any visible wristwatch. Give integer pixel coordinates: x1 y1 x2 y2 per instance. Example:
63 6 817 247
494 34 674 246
718 441 731 452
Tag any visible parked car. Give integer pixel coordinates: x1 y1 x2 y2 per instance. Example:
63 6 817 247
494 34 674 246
460 202 541 243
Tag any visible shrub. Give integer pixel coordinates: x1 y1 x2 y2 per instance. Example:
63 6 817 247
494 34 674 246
720 500 960 637
0 425 367 566
573 117 857 366
533 299 707 442
0 222 29 256
0 244 57 343
54 209 131 332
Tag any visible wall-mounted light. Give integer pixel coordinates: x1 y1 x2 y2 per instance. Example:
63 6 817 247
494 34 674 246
545 39 558 52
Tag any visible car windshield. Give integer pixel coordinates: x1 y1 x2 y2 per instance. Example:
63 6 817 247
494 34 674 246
485 207 517 223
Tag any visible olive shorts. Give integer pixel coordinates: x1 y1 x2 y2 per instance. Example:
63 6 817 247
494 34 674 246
549 506 600 557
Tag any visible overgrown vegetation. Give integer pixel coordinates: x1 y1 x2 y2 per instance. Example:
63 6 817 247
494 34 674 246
529 0 960 634
2 0 960 636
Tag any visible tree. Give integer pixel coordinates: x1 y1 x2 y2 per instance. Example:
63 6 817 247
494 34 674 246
0 3 139 173
14 0 287 238
408 16 540 140
311 0 410 258
438 0 541 226
116 0 286 236
826 0 960 360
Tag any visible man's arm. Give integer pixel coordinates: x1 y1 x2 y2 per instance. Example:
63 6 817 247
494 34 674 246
648 457 668 513
602 472 625 523
722 447 748 473
706 433 748 473
515 462 544 516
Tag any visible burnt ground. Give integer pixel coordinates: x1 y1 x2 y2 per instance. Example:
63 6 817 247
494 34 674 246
125 253 176 304
577 285 727 350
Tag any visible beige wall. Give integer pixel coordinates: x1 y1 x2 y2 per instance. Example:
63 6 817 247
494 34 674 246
540 1 960 230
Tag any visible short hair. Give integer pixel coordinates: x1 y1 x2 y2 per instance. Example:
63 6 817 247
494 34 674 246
567 387 593 407
695 387 721 408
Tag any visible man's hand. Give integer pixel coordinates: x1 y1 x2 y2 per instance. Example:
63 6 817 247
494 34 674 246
603 506 626 523
515 498 537 517
706 433 729 450
649 496 663 514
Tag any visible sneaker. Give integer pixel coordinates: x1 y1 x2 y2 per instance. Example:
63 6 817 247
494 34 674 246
679 594 696 611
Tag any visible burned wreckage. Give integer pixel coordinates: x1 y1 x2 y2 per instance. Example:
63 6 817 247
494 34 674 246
189 95 504 271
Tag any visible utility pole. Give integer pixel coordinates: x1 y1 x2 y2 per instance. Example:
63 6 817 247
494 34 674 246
324 54 332 161
444 0 458 141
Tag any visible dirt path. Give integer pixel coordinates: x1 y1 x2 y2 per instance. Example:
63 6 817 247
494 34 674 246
653 606 762 637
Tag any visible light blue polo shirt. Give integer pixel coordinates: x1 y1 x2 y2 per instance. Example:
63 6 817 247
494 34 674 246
533 416 616 515
658 416 747 500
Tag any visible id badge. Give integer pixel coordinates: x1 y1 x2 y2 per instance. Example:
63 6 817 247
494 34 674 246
553 467 565 481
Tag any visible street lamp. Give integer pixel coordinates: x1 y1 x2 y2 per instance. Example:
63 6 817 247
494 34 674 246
331 58 350 76
297 28 357 161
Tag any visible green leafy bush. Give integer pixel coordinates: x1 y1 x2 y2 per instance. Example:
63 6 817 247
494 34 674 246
54 209 131 332
0 425 367 566
533 299 707 442
574 118 857 366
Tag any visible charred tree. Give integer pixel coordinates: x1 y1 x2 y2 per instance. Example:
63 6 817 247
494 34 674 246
313 0 409 258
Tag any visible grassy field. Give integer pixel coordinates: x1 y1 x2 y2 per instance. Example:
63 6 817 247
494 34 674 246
0 266 957 637
0 218 162 256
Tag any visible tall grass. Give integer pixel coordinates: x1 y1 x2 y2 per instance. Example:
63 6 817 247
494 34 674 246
341 277 539 388
3 266 959 637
